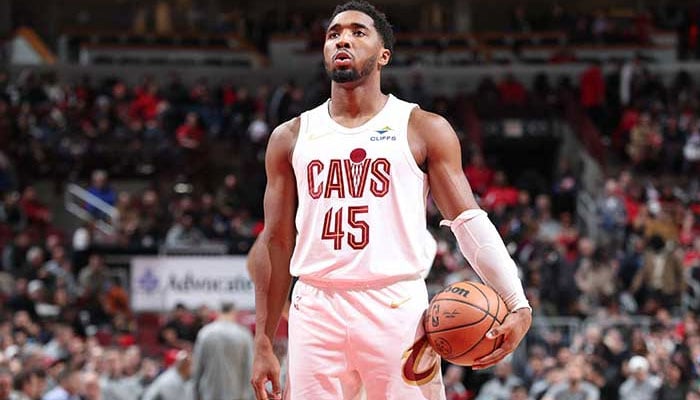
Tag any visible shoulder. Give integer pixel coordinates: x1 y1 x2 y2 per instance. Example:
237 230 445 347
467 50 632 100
408 108 453 134
619 379 633 389
546 382 568 394
407 108 460 161
229 321 254 338
270 117 300 143
267 117 301 162
196 322 218 338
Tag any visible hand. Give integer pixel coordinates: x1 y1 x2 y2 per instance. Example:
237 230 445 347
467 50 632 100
471 307 532 370
251 342 283 400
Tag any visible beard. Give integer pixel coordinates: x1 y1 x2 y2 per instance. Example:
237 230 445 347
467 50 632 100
327 54 377 83
330 69 359 83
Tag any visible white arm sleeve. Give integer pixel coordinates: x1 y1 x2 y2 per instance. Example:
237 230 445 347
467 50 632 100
441 209 531 312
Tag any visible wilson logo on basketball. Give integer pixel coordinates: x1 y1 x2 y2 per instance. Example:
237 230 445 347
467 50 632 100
442 286 470 298
306 148 391 199
401 336 439 386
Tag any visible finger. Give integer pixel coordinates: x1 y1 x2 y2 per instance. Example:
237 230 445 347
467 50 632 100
487 316 518 339
251 378 269 400
486 325 504 339
270 372 282 398
252 385 267 400
267 390 282 400
472 355 508 370
471 348 507 370
473 337 516 369
270 373 282 399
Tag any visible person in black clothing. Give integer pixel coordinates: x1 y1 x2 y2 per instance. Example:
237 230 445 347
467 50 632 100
160 303 201 345
6 278 38 320
656 361 689 400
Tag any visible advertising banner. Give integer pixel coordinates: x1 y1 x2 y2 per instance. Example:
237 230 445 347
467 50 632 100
131 256 253 312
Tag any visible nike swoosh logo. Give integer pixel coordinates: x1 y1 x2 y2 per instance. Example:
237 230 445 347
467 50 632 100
308 131 334 141
390 296 412 309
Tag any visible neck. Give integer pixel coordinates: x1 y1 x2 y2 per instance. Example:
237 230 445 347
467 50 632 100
329 75 386 121
218 312 236 322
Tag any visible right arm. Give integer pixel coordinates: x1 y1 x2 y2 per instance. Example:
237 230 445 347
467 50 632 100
251 118 299 400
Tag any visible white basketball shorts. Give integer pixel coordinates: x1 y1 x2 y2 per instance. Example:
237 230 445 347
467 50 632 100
284 278 446 400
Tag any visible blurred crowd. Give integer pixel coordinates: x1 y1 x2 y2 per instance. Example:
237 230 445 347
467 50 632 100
11 1 700 65
427 65 700 399
507 3 691 45
433 160 700 398
136 2 700 58
0 57 700 398
0 305 243 400
0 69 316 193
214 3 700 60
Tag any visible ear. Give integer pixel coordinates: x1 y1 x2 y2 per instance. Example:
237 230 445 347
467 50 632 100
378 48 391 67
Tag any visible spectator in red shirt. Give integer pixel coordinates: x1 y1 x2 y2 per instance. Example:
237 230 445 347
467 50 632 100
623 183 644 226
176 112 205 150
482 170 519 211
580 61 606 129
220 82 237 108
19 185 51 226
130 83 161 122
498 74 527 106
176 112 206 179
464 152 494 196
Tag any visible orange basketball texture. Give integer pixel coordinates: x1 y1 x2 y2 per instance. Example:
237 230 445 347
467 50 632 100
424 281 509 366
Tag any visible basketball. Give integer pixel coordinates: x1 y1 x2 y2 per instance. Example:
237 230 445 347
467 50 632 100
424 281 509 366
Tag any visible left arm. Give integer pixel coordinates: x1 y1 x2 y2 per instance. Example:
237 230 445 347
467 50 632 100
409 109 531 369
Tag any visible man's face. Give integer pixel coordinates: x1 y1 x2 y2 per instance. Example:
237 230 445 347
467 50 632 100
89 255 102 269
125 347 141 370
83 377 100 400
510 388 528 400
24 374 41 398
65 372 82 394
567 363 584 383
632 368 647 381
323 10 388 84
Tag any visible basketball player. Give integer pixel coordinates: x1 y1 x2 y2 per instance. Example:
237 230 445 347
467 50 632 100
251 1 532 399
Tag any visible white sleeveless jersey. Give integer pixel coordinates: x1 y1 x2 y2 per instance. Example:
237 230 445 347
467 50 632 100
290 95 432 285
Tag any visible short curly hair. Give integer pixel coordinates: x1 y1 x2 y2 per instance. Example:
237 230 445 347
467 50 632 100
331 1 395 53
